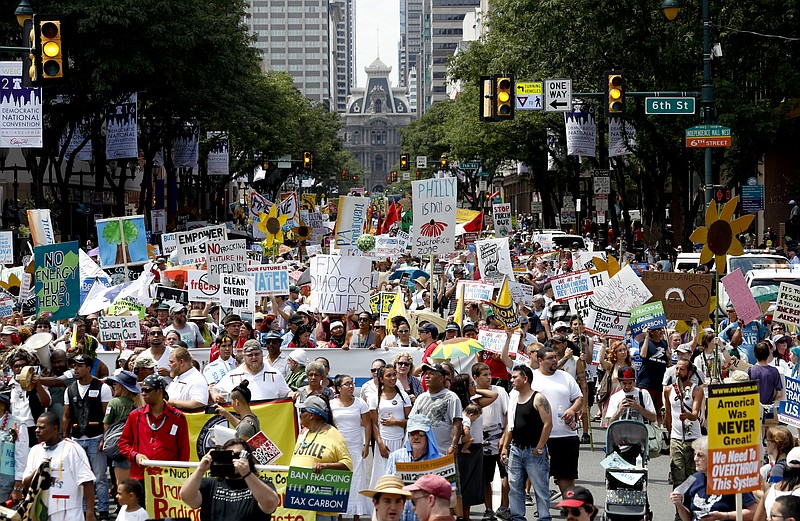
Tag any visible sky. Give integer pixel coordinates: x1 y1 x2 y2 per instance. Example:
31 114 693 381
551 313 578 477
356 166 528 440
355 0 400 88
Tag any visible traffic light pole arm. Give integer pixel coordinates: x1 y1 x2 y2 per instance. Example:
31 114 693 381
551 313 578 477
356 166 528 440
573 91 701 98
0 46 31 53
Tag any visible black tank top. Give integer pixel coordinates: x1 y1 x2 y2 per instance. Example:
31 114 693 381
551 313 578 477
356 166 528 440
511 391 544 447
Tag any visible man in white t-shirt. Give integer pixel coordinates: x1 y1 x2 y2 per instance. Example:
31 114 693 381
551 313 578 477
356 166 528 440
604 366 656 423
140 325 173 385
164 306 205 349
166 347 209 411
210 340 291 402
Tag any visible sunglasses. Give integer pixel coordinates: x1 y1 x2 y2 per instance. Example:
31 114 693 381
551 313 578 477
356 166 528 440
396 361 411 366
149 331 163 336
141 388 156 394
560 507 589 518
397 329 410 333
358 317 371 322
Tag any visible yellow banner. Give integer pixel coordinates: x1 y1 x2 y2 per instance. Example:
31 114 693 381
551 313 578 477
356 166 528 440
456 208 480 223
301 194 316 211
707 382 761 494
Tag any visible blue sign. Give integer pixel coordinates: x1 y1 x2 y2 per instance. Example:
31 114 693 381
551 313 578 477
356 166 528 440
741 185 764 213
779 375 800 428
628 302 668 336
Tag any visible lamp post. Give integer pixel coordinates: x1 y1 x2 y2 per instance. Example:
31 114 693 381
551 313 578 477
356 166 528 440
662 0 715 204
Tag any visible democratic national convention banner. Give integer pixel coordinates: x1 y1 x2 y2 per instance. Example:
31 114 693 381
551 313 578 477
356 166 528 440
779 375 800 428
105 93 138 159
27 209 56 247
774 282 800 328
475 238 513 285
333 196 369 253
286 467 352 513
60 122 93 162
641 271 713 322
206 131 230 175
628 302 668 336
96 216 149 268
608 116 636 158
707 381 760 495
173 125 199 168
564 111 596 157
34 241 80 321
0 61 42 148
310 255 371 314
412 177 457 256
721 268 762 325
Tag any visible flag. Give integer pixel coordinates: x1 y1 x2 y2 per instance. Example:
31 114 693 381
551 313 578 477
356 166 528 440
488 276 519 328
453 283 464 328
462 210 484 233
385 288 407 335
382 201 400 234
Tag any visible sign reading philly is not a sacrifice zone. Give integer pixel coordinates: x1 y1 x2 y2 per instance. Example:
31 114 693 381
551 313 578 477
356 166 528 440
412 177 457 256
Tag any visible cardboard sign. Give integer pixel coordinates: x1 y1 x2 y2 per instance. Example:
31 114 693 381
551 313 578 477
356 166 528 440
456 280 494 302
779 376 800 428
550 269 594 302
98 315 141 342
205 239 248 285
174 224 228 266
721 268 761 324
508 281 535 306
475 238 513 284
492 203 512 238
585 301 631 339
34 242 80 321
591 265 652 312
285 467 352 513
641 271 713 321
707 382 760 494
187 270 221 302
775 282 800 328
247 265 291 296
310 255 371 314
412 178 457 256
628 302 668 335
220 274 254 311
477 328 521 355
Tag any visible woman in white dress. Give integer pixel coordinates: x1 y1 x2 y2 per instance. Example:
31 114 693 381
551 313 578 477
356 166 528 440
369 364 411 488
330 374 372 520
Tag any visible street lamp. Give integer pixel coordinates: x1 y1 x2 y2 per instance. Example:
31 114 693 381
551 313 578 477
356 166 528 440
662 0 715 204
14 0 33 27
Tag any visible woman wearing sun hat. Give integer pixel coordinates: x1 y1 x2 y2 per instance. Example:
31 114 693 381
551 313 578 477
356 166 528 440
104 370 141 485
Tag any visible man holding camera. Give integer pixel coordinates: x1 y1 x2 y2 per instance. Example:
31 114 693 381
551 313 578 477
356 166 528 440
604 366 656 424
180 439 281 521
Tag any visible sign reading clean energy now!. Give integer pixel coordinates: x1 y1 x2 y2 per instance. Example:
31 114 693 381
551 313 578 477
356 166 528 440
707 381 760 495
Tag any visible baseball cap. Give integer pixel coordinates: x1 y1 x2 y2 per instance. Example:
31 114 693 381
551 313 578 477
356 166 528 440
264 331 283 342
289 285 300 293
420 362 447 376
406 414 432 433
72 353 93 366
462 323 478 334
787 447 800 468
289 348 308 366
419 323 439 337
288 314 305 326
155 257 167 265
242 339 262 353
445 323 460 333
676 344 693 354
617 365 636 380
556 486 594 508
403 474 452 500
553 321 570 331
551 333 568 344
133 356 157 370
254 312 265 322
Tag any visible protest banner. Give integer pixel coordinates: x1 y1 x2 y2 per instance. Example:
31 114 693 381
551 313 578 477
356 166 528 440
508 281 535 306
220 274 254 311
412 177 457 256
160 232 177 255
492 203 512 238
551 269 594 302
585 301 631 339
721 269 762 324
641 271 713 321
572 250 606 271
475 238 513 284
456 280 494 302
205 239 248 285
707 381 760 494
34 242 80 321
0 231 12 264
98 315 141 342
248 264 291 296
0 298 12 317
310 255 371 314
107 298 146 319
286 467 352 513
395 454 458 488
628 302 668 335
27 209 56 247
774 282 800 328
187 270 220 302
95 216 149 268
477 328 521 355
369 292 398 326
153 286 189 306
488 277 519 329
278 192 300 231
250 192 271 239
333 196 369 253
592 265 652 312
174 224 228 266
779 376 800 428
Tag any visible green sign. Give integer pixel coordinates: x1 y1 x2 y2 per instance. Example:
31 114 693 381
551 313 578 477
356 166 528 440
645 97 696 115
461 162 479 170
686 124 731 138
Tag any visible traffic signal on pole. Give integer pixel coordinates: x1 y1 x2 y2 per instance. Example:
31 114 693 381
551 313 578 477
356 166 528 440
479 76 494 122
606 70 625 114
440 155 448 169
387 174 391 183
392 171 398 182
26 15 66 86
415 171 420 180
713 186 732 204
352 175 357 182
400 154 409 171
494 75 514 120
341 170 347 180
303 152 312 169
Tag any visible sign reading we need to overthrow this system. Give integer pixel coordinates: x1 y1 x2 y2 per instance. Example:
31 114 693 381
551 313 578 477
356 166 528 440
412 177 457 256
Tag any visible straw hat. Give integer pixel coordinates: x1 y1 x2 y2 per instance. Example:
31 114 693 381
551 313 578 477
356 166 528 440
360 475 412 499
16 366 36 392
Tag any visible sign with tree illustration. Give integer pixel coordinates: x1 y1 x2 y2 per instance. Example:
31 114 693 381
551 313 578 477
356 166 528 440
96 216 149 268
34 242 80 321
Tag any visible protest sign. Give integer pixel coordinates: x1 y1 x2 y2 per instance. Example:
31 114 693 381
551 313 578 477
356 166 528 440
456 280 494 302
369 292 397 326
475 238 513 284
585 301 631 339
572 250 606 271
286 467 352 513
0 298 12 317
395 454 458 488
707 381 760 494
205 239 247 285
477 328 521 355
34 242 80 321
278 192 300 231
550 269 594 302
641 271 713 321
247 431 284 465
333 196 369 253
310 255 371 314
96 216 149 268
186 270 220 302
508 281 535 306
628 302 667 335
248 264 291 296
374 235 403 258
220 274 254 311
775 282 800 328
98 315 141 342
250 192 271 239
0 231 12 264
569 271 609 322
592 265 652 312
160 232 177 255
412 177 457 256
488 278 519 329
173 224 228 266
153 286 189 306
721 268 762 324
779 376 800 428
107 298 146 319
492 203 512 238
27 209 56 247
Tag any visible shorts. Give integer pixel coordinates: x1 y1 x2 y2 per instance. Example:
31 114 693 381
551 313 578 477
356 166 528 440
644 387 663 414
483 453 507 483
113 458 131 469
587 381 596 408
547 436 579 479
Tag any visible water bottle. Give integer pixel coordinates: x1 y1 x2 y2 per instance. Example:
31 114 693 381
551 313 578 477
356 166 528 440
557 405 564 421
635 454 643 469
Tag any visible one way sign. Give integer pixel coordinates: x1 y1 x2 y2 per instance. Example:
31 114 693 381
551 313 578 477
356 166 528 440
544 79 572 113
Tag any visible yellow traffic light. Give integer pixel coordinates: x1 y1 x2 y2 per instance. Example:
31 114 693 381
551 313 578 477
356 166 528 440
303 152 312 169
400 153 409 171
35 16 64 81
494 75 514 120
440 154 448 169
606 71 625 114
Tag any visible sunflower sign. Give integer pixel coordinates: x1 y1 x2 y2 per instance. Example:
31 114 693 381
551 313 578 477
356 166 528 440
689 196 754 274
411 177 457 256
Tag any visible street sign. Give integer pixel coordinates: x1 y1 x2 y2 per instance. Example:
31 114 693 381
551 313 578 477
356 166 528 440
402 172 411 181
544 79 572 112
515 82 543 111
685 124 732 148
741 177 764 213
416 155 427 168
277 154 292 169
645 97 696 115
461 161 479 170
531 201 543 213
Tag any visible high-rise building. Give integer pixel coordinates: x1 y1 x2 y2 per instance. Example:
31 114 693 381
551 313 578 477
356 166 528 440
408 66 418 113
398 0 424 91
330 0 356 112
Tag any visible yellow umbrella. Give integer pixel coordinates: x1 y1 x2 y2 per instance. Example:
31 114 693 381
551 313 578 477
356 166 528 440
430 337 484 360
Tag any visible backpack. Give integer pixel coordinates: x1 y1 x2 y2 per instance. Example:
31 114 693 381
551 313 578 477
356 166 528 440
102 421 127 462
638 390 668 458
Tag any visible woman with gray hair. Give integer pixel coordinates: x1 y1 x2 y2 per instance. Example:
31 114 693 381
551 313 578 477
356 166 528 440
295 360 335 404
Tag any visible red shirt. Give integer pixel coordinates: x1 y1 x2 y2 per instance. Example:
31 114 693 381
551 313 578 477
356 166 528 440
479 351 510 380
118 403 190 479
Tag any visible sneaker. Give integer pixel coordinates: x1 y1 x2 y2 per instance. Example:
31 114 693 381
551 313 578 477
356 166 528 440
482 509 495 521
495 506 512 521
580 433 590 444
97 512 110 521
525 494 533 506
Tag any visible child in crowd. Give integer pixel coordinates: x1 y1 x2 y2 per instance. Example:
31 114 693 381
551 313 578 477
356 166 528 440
460 403 482 453
116 478 148 521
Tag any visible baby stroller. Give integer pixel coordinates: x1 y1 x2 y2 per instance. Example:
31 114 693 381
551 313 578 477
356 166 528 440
604 420 651 521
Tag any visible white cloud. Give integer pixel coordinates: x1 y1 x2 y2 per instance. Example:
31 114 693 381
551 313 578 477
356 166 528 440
355 0 400 87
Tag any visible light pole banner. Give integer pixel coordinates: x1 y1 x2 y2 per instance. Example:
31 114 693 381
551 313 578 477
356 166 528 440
105 93 138 159
564 111 596 157
60 122 93 162
608 116 636 157
173 125 199 169
0 61 42 148
206 131 229 175
411 177 457 256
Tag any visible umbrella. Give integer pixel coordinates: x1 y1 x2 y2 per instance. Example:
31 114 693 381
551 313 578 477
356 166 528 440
409 309 447 337
750 285 778 305
430 337 484 360
296 268 311 286
389 267 429 283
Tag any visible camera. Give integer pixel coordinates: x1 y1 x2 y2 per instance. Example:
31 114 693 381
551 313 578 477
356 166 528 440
209 450 249 479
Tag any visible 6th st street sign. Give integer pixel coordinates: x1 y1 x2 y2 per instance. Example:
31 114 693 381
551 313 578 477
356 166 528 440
686 124 732 148
645 97 695 115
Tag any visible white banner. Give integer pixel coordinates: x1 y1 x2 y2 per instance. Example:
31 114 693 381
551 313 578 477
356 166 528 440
508 281 535 306
106 93 138 159
411 178 457 256
207 131 229 175
456 280 495 302
333 196 368 253
0 231 13 264
98 315 141 342
477 327 521 355
205 240 248 285
60 122 92 162
550 269 594 302
475 238 513 284
590 265 652 312
174 225 228 266
775 282 800 328
0 61 42 148
174 125 199 168
310 255 371 314
572 251 606 271
492 203 512 238
187 270 220 302
565 111 596 157
608 116 636 158
569 271 610 322
585 301 631 339
27 209 56 247
248 265 291 296
220 274 254 311
250 192 272 240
